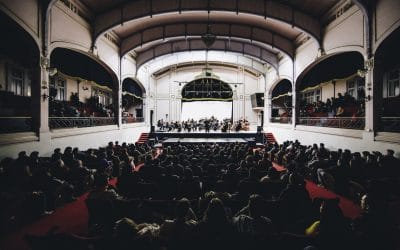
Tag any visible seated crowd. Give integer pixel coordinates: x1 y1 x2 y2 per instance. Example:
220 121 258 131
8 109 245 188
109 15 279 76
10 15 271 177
299 92 365 118
0 141 153 234
49 96 114 118
2 139 398 250
157 117 249 132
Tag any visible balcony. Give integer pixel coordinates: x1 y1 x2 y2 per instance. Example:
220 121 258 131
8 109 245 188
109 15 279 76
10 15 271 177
381 117 400 133
297 117 365 130
49 117 116 129
122 117 144 124
0 117 33 133
270 117 292 124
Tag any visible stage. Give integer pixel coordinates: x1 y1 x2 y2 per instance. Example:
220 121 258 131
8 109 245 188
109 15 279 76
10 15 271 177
162 137 248 146
150 130 264 146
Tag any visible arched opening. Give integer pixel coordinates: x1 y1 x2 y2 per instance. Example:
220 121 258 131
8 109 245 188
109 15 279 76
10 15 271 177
374 26 400 133
296 52 365 129
175 69 236 132
48 48 118 129
270 79 292 124
0 12 40 134
122 78 145 123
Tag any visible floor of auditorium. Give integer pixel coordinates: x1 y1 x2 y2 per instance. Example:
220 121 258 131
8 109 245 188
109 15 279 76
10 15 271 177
0 161 362 250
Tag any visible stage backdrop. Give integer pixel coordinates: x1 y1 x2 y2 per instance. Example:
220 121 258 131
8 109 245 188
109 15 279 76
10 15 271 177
181 101 232 121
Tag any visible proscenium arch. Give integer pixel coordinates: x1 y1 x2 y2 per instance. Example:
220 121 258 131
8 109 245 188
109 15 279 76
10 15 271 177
295 51 365 90
181 78 233 100
142 57 266 80
93 0 321 45
49 47 119 91
134 38 279 70
120 21 294 58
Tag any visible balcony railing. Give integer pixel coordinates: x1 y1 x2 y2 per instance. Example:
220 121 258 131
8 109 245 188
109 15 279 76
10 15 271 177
297 117 365 130
122 117 145 124
381 117 400 133
0 117 33 133
49 117 116 129
270 117 292 124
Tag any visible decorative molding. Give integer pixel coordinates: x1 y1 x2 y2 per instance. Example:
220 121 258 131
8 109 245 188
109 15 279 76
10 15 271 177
50 125 118 139
323 0 354 25
40 56 50 69
295 33 311 48
58 0 93 22
365 57 374 71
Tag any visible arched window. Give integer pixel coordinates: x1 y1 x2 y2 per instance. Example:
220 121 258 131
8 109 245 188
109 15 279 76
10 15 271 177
270 79 292 123
122 78 145 123
182 75 233 101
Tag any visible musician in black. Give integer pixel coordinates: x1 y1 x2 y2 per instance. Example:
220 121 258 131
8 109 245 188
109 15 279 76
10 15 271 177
204 119 210 133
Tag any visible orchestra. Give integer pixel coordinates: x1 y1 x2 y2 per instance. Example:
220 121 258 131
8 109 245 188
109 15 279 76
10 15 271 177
157 116 250 132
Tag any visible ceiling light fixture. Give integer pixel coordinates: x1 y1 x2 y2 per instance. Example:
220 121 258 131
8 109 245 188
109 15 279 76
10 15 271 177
201 11 216 48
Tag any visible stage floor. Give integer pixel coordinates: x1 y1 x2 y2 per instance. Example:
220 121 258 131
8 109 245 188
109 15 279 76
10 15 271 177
162 138 248 144
155 129 257 134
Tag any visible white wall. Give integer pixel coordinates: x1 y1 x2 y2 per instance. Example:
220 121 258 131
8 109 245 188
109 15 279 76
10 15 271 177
0 124 148 159
320 79 347 102
137 51 266 84
374 0 400 52
323 6 365 54
96 37 120 79
121 56 137 80
0 0 40 46
278 57 293 81
49 2 92 52
294 40 320 80
152 66 264 126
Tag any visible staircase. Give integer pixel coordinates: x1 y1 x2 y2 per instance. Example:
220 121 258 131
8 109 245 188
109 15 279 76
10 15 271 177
136 133 149 144
264 132 277 144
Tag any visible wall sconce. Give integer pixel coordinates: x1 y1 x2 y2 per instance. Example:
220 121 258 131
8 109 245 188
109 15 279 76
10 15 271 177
82 86 89 91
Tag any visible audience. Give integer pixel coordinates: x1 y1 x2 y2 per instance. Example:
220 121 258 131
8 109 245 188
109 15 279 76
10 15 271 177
1 138 399 250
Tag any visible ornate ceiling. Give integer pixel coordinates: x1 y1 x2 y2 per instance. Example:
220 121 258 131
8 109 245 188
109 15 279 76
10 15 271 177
50 0 361 68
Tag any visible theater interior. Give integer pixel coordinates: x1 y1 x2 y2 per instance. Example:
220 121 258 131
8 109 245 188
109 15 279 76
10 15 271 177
0 0 399 249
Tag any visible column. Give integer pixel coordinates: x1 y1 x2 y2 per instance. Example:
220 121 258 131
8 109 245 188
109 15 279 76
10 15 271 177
364 57 375 133
265 94 272 126
117 78 122 128
39 56 50 134
263 73 270 128
291 84 296 130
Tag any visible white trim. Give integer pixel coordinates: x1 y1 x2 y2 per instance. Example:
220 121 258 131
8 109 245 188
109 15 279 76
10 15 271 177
0 132 38 146
50 125 118 139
